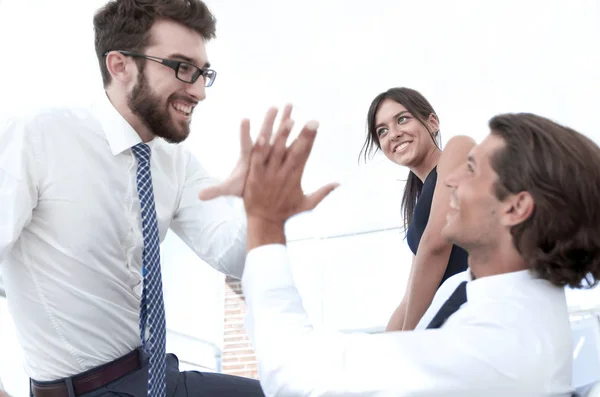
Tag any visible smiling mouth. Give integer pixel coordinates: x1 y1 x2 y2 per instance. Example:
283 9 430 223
394 142 410 153
171 101 194 117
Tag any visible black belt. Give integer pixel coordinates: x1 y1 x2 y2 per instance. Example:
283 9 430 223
31 349 141 397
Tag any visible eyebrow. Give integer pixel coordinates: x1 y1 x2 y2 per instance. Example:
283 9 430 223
168 53 211 68
375 110 409 129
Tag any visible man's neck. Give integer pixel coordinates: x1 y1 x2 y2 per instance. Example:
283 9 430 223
468 244 528 280
105 89 154 143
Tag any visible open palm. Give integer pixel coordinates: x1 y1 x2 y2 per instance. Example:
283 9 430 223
198 105 293 200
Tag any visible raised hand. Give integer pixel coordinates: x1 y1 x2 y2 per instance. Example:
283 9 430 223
244 118 339 229
198 105 293 201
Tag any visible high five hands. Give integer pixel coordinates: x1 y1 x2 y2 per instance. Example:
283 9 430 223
198 105 294 201
198 105 339 244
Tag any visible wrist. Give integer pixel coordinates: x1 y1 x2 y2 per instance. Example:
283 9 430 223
246 215 286 251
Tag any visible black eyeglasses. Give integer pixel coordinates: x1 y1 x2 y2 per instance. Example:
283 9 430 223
104 50 217 87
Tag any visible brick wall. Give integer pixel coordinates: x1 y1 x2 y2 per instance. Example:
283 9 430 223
222 276 259 379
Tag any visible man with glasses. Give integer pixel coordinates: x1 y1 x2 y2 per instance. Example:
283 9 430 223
0 1 267 396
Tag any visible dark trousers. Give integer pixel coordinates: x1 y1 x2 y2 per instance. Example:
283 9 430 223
31 351 265 397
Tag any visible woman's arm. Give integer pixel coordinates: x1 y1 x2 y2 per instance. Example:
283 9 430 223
385 255 415 331
385 291 409 332
401 135 476 331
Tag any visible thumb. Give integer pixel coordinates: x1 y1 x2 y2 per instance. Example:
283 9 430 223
198 182 231 201
302 182 340 212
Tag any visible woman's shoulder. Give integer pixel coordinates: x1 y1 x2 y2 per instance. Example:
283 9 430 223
438 135 477 176
443 135 476 150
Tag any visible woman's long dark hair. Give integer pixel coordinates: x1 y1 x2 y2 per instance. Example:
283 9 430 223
359 87 440 233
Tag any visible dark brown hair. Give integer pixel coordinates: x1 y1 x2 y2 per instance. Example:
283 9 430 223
93 0 217 87
489 113 600 288
359 87 440 233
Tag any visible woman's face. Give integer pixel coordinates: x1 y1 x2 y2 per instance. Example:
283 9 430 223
375 98 439 168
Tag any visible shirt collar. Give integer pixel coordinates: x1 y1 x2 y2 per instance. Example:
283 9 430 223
90 91 145 156
466 269 539 301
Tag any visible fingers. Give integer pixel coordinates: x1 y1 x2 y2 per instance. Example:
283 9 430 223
280 104 293 126
257 107 278 149
253 105 294 167
270 103 294 162
257 104 292 149
251 127 271 171
268 118 295 167
282 120 320 174
302 182 340 212
198 183 228 201
239 119 252 158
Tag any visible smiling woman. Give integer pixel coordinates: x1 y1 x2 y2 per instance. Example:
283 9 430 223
360 87 476 331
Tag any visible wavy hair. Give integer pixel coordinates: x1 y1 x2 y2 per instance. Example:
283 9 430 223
489 113 600 288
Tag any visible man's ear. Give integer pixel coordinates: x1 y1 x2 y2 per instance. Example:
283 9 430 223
501 191 535 226
105 51 136 86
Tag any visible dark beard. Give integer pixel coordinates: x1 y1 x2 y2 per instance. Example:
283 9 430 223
128 70 191 144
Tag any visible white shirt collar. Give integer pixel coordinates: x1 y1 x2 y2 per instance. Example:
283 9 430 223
467 269 539 302
90 91 145 156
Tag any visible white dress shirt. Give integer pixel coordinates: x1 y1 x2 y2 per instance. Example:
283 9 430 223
0 94 246 381
415 270 470 331
243 244 574 397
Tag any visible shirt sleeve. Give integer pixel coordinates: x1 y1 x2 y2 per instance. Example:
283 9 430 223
242 245 543 397
170 150 247 279
0 116 39 265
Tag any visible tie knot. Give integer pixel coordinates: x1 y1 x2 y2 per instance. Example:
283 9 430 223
132 143 151 164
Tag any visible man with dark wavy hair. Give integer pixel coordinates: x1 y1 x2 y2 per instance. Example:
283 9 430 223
233 110 600 396
0 0 266 396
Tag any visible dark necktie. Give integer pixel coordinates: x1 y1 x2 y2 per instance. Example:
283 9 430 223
131 143 166 397
426 281 468 329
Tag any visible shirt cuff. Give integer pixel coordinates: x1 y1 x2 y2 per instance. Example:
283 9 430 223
242 244 294 296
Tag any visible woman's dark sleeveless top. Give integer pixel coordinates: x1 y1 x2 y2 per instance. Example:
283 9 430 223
406 167 468 287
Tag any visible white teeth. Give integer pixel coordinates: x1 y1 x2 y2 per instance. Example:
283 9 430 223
172 102 193 115
395 142 410 152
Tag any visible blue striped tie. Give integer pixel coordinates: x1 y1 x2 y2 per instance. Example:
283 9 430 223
131 143 167 397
